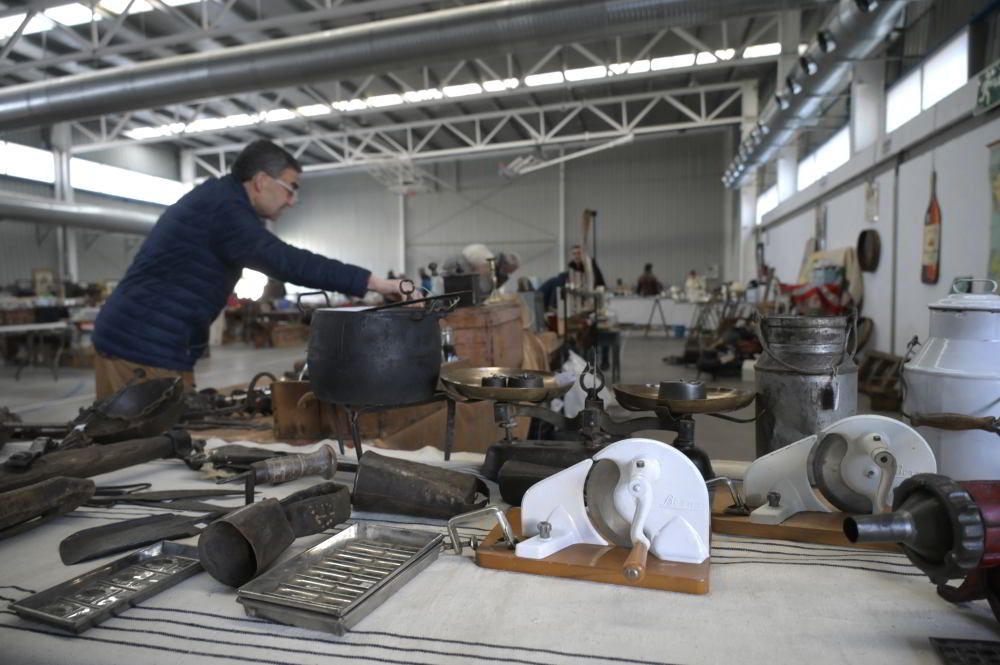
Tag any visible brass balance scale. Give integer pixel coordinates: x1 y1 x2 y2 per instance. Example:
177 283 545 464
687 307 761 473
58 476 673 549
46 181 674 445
440 362 754 502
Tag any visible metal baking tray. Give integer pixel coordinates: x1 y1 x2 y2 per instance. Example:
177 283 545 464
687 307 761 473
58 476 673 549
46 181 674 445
237 523 442 635
11 541 201 633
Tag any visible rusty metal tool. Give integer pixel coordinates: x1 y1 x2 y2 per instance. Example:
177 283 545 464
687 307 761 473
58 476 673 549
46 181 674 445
0 477 95 539
0 430 201 494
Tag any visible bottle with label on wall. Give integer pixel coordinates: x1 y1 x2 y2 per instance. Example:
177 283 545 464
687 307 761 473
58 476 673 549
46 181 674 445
921 170 942 284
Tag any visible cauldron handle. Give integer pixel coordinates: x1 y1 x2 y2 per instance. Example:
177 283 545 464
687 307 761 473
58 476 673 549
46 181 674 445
295 291 331 315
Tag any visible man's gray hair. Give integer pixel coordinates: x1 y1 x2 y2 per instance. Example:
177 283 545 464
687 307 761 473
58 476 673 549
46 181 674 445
231 140 302 182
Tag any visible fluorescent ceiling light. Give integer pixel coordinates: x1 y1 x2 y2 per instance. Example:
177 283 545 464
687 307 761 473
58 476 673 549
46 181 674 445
403 88 444 102
714 49 735 61
628 60 651 74
296 104 331 117
695 51 718 65
264 108 296 122
45 3 97 26
565 65 607 81
184 117 229 133
608 62 631 75
332 99 368 112
483 78 519 92
99 0 199 14
798 43 808 55
225 113 258 128
0 13 54 38
524 71 564 87
367 93 404 108
443 83 483 97
650 54 695 71
742 42 781 59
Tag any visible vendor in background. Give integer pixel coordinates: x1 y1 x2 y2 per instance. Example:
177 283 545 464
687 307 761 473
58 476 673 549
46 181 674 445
635 263 663 296
684 269 707 302
441 243 520 293
567 244 606 292
91 139 404 399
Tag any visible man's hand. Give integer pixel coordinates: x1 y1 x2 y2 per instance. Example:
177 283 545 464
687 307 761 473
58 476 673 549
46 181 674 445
367 275 406 297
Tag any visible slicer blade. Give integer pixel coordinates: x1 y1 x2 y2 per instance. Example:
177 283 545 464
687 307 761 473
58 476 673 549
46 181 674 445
809 432 874 514
582 459 632 547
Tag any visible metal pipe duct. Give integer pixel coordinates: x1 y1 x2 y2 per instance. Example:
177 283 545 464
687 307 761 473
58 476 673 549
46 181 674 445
0 0 835 131
0 195 158 235
722 0 909 188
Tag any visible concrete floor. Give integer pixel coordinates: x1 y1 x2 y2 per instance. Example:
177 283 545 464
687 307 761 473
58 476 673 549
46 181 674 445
1 344 305 422
2 329 873 463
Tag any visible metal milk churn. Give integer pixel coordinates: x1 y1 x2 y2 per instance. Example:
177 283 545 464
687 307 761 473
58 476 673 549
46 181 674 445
754 314 858 457
903 279 1000 480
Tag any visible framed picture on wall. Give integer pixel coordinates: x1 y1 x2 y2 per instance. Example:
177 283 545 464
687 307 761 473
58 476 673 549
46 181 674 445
32 269 55 296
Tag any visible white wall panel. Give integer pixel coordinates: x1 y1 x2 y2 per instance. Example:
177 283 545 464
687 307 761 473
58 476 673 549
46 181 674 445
763 209 814 283
564 130 728 289
405 160 559 286
893 117 998 352
275 171 400 282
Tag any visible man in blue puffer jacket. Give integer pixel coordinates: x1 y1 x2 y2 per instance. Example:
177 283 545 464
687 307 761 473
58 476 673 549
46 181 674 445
92 140 403 398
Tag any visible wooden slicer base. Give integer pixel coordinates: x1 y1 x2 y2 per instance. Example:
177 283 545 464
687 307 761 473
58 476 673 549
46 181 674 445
475 509 710 594
710 488 897 552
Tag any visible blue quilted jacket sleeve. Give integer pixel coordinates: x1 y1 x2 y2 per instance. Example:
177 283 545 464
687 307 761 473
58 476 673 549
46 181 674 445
211 198 371 297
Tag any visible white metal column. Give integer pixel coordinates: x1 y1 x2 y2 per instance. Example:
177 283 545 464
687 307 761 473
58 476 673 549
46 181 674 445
739 81 759 282
851 59 886 153
51 123 79 290
776 10 800 202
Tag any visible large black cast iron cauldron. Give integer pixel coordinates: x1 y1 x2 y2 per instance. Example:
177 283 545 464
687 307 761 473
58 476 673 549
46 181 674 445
306 295 457 407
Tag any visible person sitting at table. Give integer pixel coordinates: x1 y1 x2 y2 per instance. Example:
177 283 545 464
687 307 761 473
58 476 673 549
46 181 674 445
636 263 663 296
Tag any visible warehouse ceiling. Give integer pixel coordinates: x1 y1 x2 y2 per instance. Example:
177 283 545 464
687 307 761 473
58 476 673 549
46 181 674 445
0 1 832 180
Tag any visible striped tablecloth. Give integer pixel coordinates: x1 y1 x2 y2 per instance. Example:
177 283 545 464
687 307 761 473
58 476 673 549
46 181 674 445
1 441 996 665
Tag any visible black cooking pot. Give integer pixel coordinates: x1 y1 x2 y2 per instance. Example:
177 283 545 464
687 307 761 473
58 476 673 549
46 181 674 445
306 295 457 407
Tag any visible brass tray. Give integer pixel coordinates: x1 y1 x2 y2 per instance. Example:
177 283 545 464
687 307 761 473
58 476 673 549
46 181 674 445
613 384 755 414
440 367 573 403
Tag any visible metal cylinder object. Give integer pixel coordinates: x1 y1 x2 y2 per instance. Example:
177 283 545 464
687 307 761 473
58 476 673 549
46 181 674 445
353 451 489 519
844 512 917 546
903 279 1000 479
658 380 706 401
198 499 295 587
754 315 857 457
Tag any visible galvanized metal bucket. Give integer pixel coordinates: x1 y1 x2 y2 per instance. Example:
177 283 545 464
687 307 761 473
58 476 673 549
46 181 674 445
754 314 858 457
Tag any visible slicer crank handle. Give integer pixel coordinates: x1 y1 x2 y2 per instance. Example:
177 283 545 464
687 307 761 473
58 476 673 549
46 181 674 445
623 541 649 581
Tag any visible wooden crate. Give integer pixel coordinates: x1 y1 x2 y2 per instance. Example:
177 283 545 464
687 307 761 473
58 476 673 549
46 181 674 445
269 323 310 348
442 299 523 368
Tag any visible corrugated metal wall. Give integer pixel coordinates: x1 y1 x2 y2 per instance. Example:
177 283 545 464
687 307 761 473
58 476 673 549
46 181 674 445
564 130 728 289
275 171 401 280
405 160 560 285
271 130 728 290
0 220 60 288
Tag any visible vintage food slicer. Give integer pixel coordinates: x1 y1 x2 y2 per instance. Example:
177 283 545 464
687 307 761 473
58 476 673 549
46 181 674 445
742 415 937 525
457 437 711 592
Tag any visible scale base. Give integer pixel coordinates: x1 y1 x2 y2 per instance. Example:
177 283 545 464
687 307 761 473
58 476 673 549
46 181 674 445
475 509 710 594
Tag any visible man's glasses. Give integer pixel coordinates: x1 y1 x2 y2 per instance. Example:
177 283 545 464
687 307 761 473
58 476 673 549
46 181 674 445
271 175 299 203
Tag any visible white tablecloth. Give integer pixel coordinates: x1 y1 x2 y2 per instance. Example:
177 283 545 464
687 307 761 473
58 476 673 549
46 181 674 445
1 440 996 665
607 297 696 329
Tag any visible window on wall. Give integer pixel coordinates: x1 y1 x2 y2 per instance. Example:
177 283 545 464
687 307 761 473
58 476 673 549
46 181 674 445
70 157 190 206
0 139 189 205
886 30 969 133
0 141 55 183
755 185 778 225
797 126 850 191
